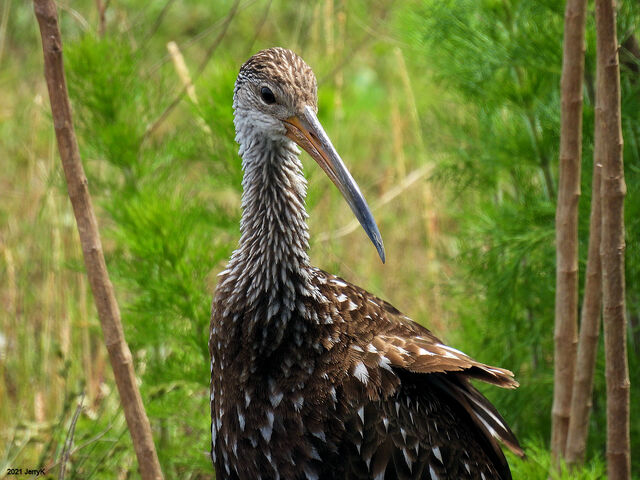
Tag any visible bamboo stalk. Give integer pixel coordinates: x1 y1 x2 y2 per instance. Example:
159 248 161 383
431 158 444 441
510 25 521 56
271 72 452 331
595 0 631 478
565 149 602 466
33 1 163 478
551 0 587 464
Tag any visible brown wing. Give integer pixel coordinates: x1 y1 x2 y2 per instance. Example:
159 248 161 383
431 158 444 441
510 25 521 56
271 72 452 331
369 333 518 388
338 371 519 480
315 270 523 479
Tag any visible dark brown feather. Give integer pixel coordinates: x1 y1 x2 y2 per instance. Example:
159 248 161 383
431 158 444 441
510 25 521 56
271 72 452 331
211 269 523 479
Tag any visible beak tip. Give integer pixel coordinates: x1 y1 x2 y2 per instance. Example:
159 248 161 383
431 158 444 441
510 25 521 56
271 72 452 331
372 237 385 264
363 219 385 265
294 107 387 265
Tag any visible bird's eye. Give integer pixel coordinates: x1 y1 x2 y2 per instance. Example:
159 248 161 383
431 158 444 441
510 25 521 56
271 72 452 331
260 86 276 105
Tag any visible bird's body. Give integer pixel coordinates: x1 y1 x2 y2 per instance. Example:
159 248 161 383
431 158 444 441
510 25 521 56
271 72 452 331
210 48 523 480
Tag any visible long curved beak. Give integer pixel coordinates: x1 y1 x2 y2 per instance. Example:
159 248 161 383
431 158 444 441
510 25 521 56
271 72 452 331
284 105 385 263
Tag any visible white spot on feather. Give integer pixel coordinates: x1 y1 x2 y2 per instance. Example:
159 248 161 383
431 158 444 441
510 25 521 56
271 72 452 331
260 424 272 442
353 361 369 384
336 293 348 302
403 449 412 472
312 430 326 442
488 367 506 375
365 454 372 470
432 446 442 463
270 390 283 407
238 412 245 431
310 446 321 461
379 355 393 372
395 346 409 356
418 347 435 356
469 394 507 429
439 344 467 357
477 415 499 439
329 386 337 403
303 464 319 480
441 350 460 360
429 464 439 479
261 411 274 442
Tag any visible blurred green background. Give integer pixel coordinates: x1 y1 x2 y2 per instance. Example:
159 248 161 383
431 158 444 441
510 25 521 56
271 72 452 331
0 0 639 478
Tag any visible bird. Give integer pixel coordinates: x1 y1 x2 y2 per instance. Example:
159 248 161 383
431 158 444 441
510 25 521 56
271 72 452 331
209 47 524 480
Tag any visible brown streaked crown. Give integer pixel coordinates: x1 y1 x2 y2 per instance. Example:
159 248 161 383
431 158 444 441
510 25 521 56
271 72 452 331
236 47 318 111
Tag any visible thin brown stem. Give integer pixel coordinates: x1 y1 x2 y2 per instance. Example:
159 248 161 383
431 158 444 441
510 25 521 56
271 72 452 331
33 2 163 478
565 158 602 466
95 0 108 37
551 0 586 466
59 395 83 480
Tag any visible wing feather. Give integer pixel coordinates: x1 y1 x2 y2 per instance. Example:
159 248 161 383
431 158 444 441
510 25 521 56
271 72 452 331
317 270 524 479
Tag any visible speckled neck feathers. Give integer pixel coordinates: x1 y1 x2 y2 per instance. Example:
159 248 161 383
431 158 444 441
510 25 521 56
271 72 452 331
215 133 316 338
235 137 310 273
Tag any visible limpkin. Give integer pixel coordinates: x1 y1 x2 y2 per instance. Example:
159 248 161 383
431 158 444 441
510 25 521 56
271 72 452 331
210 48 523 480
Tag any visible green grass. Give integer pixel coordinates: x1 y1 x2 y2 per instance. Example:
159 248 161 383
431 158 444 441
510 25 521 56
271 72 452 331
508 441 606 480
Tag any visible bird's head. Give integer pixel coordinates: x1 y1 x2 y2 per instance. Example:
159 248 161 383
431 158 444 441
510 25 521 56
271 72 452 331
233 47 385 263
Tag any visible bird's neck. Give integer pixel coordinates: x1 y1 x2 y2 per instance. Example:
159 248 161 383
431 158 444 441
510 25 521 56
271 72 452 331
219 136 314 312
239 137 311 265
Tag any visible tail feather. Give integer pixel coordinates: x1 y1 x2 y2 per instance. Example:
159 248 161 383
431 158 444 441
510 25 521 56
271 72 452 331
448 377 524 458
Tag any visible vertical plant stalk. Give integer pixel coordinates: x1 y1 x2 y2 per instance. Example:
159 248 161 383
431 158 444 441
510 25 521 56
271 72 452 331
565 160 603 465
33 1 164 479
551 0 587 464
595 0 631 478
565 151 602 466
95 0 108 37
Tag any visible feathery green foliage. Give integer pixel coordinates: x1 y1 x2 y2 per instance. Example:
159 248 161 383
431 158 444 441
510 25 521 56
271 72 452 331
508 440 606 479
402 0 640 471
61 31 243 477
